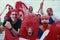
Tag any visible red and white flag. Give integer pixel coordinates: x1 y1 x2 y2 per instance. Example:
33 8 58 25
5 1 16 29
41 21 60 40
15 1 28 15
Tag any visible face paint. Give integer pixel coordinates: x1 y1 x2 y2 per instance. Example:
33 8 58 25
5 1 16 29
10 12 18 22
41 20 49 23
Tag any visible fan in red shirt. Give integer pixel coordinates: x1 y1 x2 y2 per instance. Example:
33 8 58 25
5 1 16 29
4 4 13 20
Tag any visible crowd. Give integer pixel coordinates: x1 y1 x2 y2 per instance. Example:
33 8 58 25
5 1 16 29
0 0 60 40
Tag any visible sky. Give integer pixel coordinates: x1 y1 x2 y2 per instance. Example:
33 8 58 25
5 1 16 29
0 0 60 22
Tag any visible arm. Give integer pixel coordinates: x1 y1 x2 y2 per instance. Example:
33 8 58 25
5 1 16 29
10 28 20 37
38 0 44 15
0 25 5 33
5 21 20 37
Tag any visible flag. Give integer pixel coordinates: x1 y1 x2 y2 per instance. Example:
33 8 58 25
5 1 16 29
15 1 28 15
44 21 60 40
20 14 39 40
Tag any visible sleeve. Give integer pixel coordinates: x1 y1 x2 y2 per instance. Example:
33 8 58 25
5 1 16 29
18 19 22 28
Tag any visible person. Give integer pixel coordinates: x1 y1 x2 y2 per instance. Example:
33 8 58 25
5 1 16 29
22 6 33 15
38 14 51 38
37 0 44 15
4 4 13 20
36 14 41 25
28 6 33 13
6 4 13 11
17 9 25 21
46 8 59 24
0 9 22 40
41 21 60 40
24 6 33 15
20 13 39 40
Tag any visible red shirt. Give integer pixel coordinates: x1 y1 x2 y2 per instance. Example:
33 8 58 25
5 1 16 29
4 28 19 40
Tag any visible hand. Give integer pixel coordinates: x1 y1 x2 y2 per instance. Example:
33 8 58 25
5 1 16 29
5 21 12 29
0 25 4 33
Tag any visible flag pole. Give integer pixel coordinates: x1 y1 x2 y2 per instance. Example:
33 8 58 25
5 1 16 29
37 0 44 15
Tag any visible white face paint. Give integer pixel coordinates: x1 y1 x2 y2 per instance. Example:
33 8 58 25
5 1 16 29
10 12 18 22
27 27 33 36
41 20 49 23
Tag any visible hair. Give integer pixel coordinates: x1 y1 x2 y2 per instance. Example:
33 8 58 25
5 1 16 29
17 9 25 15
4 9 18 20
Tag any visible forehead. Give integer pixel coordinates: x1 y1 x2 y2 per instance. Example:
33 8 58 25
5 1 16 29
41 16 49 20
11 12 15 14
41 17 48 20
19 11 23 15
11 11 18 14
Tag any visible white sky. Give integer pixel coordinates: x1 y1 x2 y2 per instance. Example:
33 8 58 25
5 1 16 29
0 0 60 22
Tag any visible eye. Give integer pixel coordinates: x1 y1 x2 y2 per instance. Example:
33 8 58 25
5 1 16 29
11 14 14 15
15 14 18 15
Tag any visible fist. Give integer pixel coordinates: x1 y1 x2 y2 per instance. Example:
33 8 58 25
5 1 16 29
0 25 4 33
5 21 12 29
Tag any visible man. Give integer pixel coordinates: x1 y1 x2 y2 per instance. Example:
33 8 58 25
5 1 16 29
46 8 59 24
4 4 13 20
0 9 22 40
38 14 51 38
24 6 33 15
6 4 13 11
28 6 33 13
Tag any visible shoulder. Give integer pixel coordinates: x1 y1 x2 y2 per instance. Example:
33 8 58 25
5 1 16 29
17 19 22 23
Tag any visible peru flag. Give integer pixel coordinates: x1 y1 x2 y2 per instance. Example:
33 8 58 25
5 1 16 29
41 21 60 40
